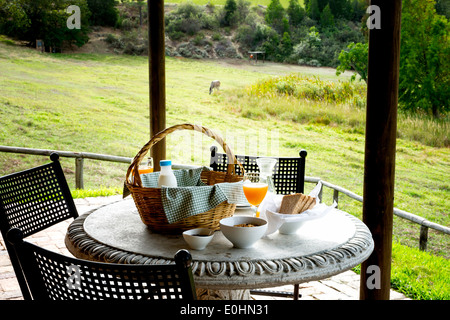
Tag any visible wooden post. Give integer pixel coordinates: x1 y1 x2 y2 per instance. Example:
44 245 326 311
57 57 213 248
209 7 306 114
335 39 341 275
75 157 84 189
148 0 166 171
333 189 339 208
360 0 402 300
419 225 428 251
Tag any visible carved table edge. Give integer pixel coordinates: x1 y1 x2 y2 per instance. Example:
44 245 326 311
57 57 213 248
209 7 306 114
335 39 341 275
65 209 374 289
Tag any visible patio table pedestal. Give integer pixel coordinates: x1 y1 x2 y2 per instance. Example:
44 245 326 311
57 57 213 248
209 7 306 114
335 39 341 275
65 198 373 300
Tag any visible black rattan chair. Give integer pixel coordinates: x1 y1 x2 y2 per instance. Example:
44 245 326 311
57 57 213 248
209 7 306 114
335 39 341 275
210 146 307 300
210 146 307 195
0 153 79 300
7 228 197 300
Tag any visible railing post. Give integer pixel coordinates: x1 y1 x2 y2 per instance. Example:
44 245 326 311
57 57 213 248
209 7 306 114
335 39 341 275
333 189 339 208
419 225 428 251
75 157 84 189
318 183 323 202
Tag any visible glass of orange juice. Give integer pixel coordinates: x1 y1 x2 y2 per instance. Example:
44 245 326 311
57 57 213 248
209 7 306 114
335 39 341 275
138 157 154 175
242 172 268 218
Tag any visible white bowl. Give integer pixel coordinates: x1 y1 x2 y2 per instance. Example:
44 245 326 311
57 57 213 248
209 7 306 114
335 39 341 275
266 209 309 235
182 228 214 250
278 220 305 235
219 216 268 248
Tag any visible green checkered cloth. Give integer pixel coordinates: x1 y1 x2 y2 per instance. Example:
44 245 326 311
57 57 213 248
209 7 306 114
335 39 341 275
140 167 248 224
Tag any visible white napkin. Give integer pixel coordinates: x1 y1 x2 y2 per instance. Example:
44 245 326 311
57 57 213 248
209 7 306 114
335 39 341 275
259 181 337 236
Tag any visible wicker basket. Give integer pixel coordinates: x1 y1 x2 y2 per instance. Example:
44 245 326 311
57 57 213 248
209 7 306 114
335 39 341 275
125 123 244 234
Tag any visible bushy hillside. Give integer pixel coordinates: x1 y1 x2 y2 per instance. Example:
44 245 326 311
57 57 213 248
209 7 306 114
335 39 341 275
102 1 365 68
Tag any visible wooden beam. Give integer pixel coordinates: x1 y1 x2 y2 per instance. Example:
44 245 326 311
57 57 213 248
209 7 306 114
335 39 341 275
148 0 166 171
360 0 402 300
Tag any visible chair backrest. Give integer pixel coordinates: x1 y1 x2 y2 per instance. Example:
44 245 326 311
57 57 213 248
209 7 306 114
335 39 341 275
0 153 78 237
210 146 307 194
0 153 79 300
7 228 197 301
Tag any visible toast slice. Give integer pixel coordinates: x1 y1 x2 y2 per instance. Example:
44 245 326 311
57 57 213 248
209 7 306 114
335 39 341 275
297 195 316 213
279 193 316 214
279 193 305 214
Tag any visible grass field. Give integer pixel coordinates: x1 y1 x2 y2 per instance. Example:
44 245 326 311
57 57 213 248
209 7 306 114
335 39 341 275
166 0 300 7
0 41 448 299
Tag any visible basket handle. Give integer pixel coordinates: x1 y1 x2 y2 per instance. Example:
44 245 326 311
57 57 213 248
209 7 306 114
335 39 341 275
126 123 244 187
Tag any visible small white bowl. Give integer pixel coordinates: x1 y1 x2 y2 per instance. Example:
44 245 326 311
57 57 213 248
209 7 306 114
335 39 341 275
278 220 305 235
219 216 268 248
182 228 214 250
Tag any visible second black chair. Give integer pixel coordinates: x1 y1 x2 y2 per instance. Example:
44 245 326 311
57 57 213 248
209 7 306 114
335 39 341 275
210 145 307 195
0 153 79 300
7 228 197 300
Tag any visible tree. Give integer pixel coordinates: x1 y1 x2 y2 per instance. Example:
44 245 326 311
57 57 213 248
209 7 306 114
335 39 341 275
399 0 449 117
336 0 449 117
86 0 118 27
0 0 90 50
0 0 29 31
307 0 321 20
265 0 286 33
280 31 293 56
223 0 237 26
336 42 368 82
349 0 367 22
290 26 323 66
435 0 450 18
328 0 351 19
320 4 334 28
287 0 305 27
235 0 251 25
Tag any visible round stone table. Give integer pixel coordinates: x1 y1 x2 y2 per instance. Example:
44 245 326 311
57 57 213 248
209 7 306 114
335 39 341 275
65 198 373 300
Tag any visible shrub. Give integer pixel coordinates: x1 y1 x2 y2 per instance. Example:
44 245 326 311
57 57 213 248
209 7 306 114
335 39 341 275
200 13 219 30
174 1 204 19
234 25 255 51
247 74 366 105
214 39 239 58
120 18 136 31
105 33 123 49
193 32 206 46
168 31 185 41
179 18 202 35
176 42 209 59
212 32 223 41
166 1 205 36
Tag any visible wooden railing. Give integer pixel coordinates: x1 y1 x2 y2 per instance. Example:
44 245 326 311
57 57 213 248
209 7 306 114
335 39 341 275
304 176 450 252
1 145 448 252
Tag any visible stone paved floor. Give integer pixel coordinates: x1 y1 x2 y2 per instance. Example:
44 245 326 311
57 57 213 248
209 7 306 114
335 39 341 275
0 195 410 301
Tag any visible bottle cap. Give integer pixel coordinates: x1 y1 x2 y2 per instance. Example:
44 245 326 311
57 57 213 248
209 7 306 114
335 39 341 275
160 160 172 166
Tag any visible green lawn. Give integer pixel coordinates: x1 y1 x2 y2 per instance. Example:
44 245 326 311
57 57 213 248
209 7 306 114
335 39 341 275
0 41 448 299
